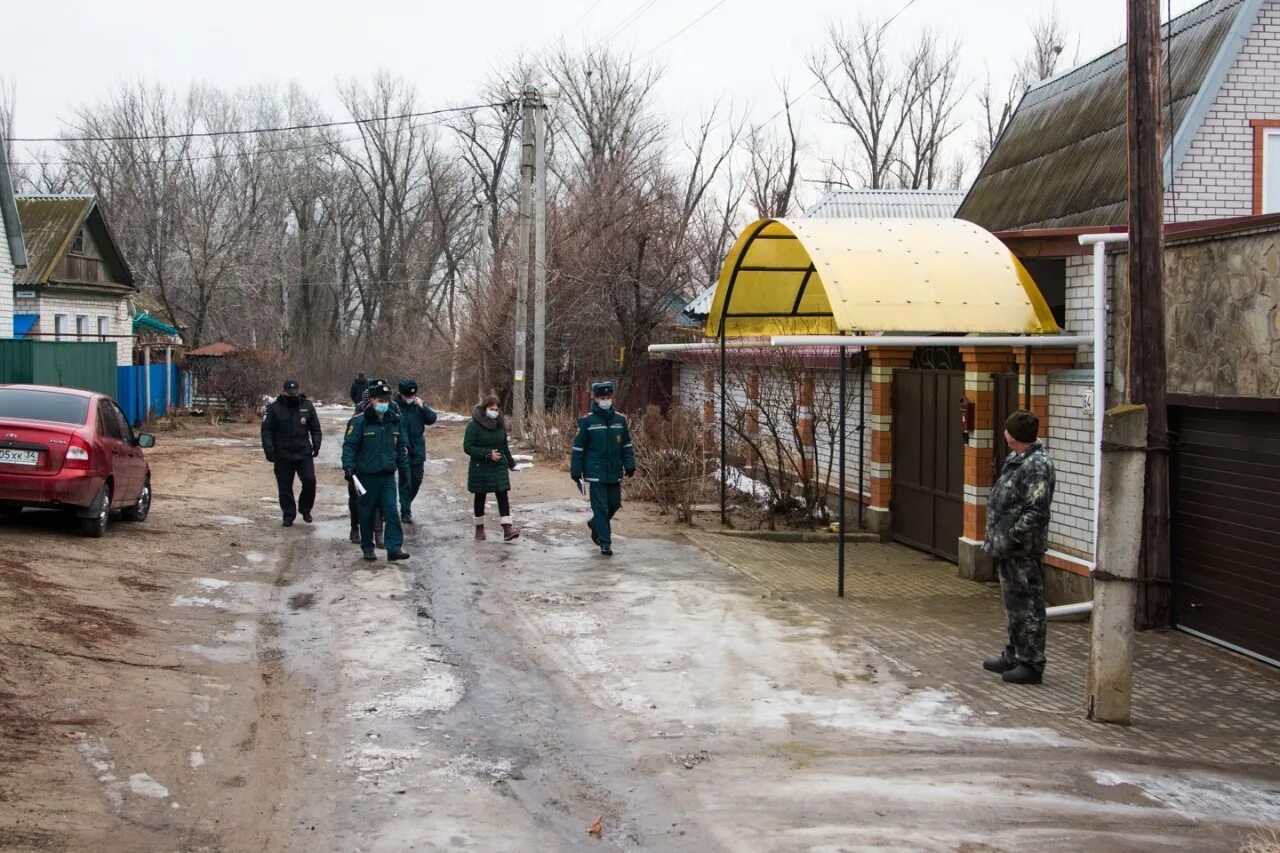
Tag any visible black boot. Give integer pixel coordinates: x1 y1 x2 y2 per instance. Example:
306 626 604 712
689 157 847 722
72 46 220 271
1002 663 1043 685
361 547 376 561
349 524 360 544
982 655 1017 674
387 549 411 561
588 521 599 545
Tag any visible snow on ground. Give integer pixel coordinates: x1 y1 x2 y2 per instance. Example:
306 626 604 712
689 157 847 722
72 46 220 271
1092 771 1280 823
715 466 771 503
435 412 469 423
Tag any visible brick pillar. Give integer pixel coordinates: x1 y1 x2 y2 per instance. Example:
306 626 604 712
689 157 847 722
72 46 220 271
1014 347 1078 424
798 370 816 481
956 346 1014 582
866 347 914 536
745 369 760 468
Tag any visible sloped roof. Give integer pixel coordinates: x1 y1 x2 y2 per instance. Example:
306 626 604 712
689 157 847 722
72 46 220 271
959 0 1260 231
13 194 136 288
805 189 966 219
0 140 25 268
134 312 182 338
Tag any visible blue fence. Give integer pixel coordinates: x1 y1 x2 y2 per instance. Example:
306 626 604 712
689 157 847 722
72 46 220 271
117 364 181 425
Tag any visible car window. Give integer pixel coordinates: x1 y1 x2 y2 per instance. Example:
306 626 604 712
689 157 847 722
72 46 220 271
98 402 126 440
111 402 134 443
0 389 90 425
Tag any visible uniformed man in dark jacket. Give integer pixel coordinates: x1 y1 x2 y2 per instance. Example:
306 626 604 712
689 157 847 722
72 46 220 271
349 372 369 407
341 379 410 562
570 381 635 556
982 410 1056 685
260 379 322 527
395 378 438 525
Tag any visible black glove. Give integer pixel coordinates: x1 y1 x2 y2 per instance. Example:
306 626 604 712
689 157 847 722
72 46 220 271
572 476 581 485
264 451 275 463
312 448 320 458
343 469 353 482
625 469 635 478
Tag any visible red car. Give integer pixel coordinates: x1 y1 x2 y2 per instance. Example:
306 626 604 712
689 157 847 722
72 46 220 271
0 384 155 537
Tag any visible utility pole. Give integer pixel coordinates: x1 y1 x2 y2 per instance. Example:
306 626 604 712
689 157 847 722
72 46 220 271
532 92 548 417
512 85 536 436
1126 0 1171 628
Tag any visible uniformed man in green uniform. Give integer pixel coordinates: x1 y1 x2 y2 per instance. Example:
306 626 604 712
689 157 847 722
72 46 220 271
570 381 635 556
341 379 411 562
395 378 437 525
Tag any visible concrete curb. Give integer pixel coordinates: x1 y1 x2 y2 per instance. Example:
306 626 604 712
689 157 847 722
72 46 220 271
707 529 882 544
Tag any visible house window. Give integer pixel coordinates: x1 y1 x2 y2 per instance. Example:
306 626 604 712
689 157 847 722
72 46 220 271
1251 120 1280 214
70 228 85 254
98 316 110 342
76 315 90 340
54 314 70 341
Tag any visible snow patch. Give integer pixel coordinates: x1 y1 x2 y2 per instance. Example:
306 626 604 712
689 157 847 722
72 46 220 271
187 437 247 448
344 746 422 782
434 754 517 784
171 595 229 610
514 462 534 471
348 668 464 719
715 466 771 503
210 515 253 526
511 454 534 462
435 412 469 422
1092 771 1280 823
244 551 267 564
128 773 169 798
193 577 232 590
189 748 205 769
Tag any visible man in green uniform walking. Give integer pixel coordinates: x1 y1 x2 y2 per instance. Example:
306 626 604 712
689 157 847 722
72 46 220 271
342 379 411 562
395 378 437 525
570 381 635 556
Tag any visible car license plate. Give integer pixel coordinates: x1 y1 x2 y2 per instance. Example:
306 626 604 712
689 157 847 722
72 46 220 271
0 448 39 466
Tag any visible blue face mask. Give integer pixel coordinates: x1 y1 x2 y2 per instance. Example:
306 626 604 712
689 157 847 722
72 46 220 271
374 402 390 414
597 399 613 410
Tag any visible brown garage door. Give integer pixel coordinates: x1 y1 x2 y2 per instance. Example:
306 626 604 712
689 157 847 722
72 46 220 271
892 369 964 562
1172 406 1280 665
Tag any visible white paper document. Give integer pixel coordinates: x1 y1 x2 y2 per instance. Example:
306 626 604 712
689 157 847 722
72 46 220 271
352 474 367 496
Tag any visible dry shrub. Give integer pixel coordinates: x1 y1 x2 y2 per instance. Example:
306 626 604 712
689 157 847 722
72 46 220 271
189 349 288 418
527 406 579 464
625 405 714 523
1242 827 1280 853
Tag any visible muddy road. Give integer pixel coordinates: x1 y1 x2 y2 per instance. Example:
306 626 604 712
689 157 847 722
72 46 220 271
1 408 1276 852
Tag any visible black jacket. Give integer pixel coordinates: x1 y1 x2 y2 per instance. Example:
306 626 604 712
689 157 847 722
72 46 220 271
261 394 322 462
349 377 369 406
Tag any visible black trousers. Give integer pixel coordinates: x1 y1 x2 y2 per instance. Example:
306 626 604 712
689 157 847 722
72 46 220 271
473 491 510 519
274 457 316 521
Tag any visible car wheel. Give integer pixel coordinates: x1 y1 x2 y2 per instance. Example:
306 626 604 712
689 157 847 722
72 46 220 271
122 479 151 523
80 485 110 538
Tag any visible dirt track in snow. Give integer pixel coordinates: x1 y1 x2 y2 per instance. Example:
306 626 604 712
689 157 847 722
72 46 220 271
1 408 1275 852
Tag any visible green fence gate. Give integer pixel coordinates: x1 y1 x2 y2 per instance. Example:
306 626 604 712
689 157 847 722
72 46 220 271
0 340 119 398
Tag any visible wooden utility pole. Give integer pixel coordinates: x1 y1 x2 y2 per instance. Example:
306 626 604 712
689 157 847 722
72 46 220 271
1126 0 1171 628
533 93 548 417
512 86 536 435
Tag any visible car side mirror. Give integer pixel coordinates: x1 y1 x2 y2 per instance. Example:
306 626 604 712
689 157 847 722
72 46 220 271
136 433 156 449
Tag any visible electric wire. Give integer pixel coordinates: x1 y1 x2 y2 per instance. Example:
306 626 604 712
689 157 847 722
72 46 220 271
637 0 730 61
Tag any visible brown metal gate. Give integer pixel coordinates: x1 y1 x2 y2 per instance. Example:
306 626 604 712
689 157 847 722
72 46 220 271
1171 405 1280 665
993 373 1020 478
892 369 965 561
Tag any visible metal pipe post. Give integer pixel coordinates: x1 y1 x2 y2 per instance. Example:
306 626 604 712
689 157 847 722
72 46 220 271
838 345 847 597
719 321 727 527
1023 345 1032 410
858 353 866 529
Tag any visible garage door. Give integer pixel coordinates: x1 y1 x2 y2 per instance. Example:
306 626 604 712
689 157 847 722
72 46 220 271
1172 406 1280 665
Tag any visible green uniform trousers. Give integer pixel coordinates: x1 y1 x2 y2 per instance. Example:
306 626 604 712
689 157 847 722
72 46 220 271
398 462 425 518
358 472 403 552
588 482 622 549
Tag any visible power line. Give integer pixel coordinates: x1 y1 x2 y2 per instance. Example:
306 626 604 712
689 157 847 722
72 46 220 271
637 0 730 60
605 0 662 42
9 102 504 144
566 0 609 32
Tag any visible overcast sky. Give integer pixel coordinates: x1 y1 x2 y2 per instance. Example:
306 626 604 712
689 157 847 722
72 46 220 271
4 0 1206 191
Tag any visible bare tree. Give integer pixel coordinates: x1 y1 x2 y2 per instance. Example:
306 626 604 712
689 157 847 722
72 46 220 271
975 5 1070 162
744 86 801 218
897 32 964 189
808 19 917 190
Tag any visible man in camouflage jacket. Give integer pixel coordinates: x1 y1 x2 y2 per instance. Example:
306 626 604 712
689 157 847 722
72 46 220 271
982 410 1056 685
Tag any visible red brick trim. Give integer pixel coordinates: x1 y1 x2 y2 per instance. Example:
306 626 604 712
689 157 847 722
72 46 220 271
1045 551 1092 578
1251 120 1280 215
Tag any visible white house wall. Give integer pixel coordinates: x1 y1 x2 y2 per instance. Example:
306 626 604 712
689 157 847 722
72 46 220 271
16 291 134 366
1169 1 1280 220
0 207 13 339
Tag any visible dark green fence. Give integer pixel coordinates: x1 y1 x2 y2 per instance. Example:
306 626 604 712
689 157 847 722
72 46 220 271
0 340 118 398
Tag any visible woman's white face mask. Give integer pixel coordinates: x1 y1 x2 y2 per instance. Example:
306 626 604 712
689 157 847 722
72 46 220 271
486 409 500 419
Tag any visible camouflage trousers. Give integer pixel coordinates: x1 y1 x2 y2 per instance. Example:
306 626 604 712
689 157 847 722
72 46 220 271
995 555 1047 672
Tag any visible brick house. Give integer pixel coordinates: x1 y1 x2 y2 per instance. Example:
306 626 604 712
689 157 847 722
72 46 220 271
959 0 1280 662
12 195 137 367
0 141 27 337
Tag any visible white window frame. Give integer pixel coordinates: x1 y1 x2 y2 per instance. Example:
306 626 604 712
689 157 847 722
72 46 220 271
54 314 70 341
1264 129 1280 215
97 316 110 342
75 315 90 341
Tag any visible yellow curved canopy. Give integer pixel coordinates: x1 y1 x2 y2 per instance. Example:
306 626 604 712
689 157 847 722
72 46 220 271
704 218 1059 338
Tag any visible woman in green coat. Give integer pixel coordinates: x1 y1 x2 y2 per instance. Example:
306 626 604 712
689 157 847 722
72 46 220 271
463 395 520 542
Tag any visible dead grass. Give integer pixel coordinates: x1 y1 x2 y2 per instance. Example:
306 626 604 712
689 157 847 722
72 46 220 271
1242 827 1280 853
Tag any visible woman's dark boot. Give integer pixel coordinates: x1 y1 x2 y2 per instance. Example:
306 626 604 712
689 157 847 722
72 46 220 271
501 516 519 542
474 517 486 541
